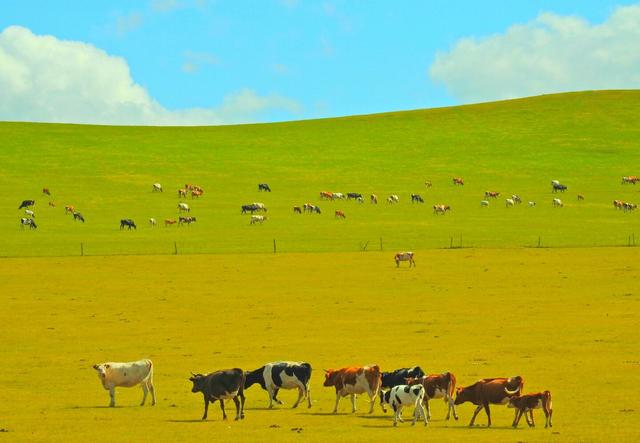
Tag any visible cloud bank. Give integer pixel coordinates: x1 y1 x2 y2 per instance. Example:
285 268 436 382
0 26 301 125
430 5 640 103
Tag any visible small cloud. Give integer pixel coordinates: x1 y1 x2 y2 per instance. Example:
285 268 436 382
181 50 219 74
151 0 181 12
115 12 143 36
270 63 291 76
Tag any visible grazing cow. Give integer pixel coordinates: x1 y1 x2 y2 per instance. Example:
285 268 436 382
433 204 450 214
92 359 155 407
553 198 563 207
293 206 302 214
320 191 333 200
508 391 553 428
65 205 75 214
394 252 415 268
252 202 267 212
332 192 346 200
152 183 162 192
73 212 85 223
18 200 35 210
356 196 364 203
381 366 424 391
424 180 432 188
241 204 261 214
179 216 196 225
480 200 489 207
323 365 382 414
505 199 515 207
387 194 399 204
178 202 190 212
347 193 362 200
178 188 188 198
485 191 500 198
370 194 378 204
245 361 312 409
149 218 157 227
42 187 51 196
512 195 522 204
164 219 177 226
613 200 625 210
453 177 464 186
20 218 37 229
552 183 567 192
622 176 639 185
379 385 428 426
405 372 458 420
258 183 272 192
577 194 584 201
528 201 536 207
189 369 246 421
335 210 346 219
411 194 424 203
250 215 266 224
25 209 35 218
454 376 524 427
49 201 56 207
551 180 560 186
120 219 137 230
303 203 321 214
623 202 637 212
191 189 203 198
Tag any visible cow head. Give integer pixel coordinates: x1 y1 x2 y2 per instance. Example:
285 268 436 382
93 363 110 380
505 376 523 395
323 369 337 387
404 376 421 386
189 373 206 393
453 386 472 405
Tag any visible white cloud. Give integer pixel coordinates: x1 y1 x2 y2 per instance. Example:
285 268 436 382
115 12 143 36
151 0 181 12
429 5 640 103
0 26 301 125
181 50 219 74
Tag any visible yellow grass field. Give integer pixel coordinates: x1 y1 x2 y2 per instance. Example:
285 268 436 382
1 248 639 442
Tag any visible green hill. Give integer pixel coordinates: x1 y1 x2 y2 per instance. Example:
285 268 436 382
1 90 639 256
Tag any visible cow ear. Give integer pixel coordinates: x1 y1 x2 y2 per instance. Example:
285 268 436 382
92 364 98 370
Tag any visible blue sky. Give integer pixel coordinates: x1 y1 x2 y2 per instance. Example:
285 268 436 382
1 1 638 125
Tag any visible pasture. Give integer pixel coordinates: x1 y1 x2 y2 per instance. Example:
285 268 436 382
1 248 639 442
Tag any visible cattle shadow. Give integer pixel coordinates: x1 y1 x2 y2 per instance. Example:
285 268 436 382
165 419 208 423
65 405 133 409
297 412 355 416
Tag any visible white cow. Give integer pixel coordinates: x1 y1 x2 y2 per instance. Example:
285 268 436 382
252 202 267 212
332 192 346 200
250 215 266 224
553 198 563 207
25 209 35 217
480 200 489 207
178 202 190 212
380 384 428 426
512 194 522 204
394 252 415 267
505 199 515 207
387 194 399 204
152 183 163 192
528 201 536 207
149 218 157 226
93 359 155 407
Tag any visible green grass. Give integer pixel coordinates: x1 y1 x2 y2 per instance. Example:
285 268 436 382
1 90 640 256
1 249 639 442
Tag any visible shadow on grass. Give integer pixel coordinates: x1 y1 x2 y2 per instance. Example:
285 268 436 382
65 405 136 409
165 419 208 423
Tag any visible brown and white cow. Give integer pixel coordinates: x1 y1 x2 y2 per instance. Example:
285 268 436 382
92 359 156 407
405 372 458 420
323 365 382 414
485 191 500 198
453 177 464 186
454 376 524 427
335 210 346 219
394 252 415 267
65 205 75 214
508 391 553 428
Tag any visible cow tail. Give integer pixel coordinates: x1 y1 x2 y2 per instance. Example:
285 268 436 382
544 390 552 410
144 359 154 382
446 372 456 403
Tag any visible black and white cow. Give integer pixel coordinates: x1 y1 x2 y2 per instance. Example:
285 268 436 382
380 385 428 426
258 183 272 192
381 366 425 390
411 194 424 203
20 218 37 229
18 200 35 210
73 212 85 223
189 369 246 421
120 219 136 230
241 204 261 214
552 183 567 192
245 361 312 409
347 193 362 200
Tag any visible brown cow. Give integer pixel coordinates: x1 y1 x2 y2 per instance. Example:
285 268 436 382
42 187 51 196
191 189 203 198
454 376 524 427
178 188 188 198
453 177 464 186
508 391 553 428
320 191 333 200
293 206 302 214
335 210 346 219
64 205 75 214
405 372 458 420
323 365 381 414
485 191 500 198
165 219 177 226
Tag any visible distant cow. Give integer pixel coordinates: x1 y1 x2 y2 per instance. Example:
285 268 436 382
405 372 458 420
64 205 75 215
20 218 37 229
553 198 563 207
454 376 524 427
394 252 415 267
152 183 162 192
258 183 272 192
323 365 382 414
380 384 427 426
92 359 155 407
623 202 637 211
42 188 51 196
622 176 639 185
505 198 515 207
120 219 136 230
335 210 346 219
577 194 584 201
242 204 260 214
485 191 499 198
191 189 203 198
178 202 190 212
293 206 302 214
189 369 246 421
25 209 35 218
149 218 157 226
433 204 450 214
49 201 56 207
552 183 567 192
73 212 85 223
179 216 196 225
387 194 399 204
347 193 362 200
370 194 378 204
528 201 536 207
250 215 266 224
164 219 177 226
411 194 424 203
252 202 267 212
178 188 188 198
452 177 464 186
480 200 489 207
245 361 312 409
381 366 424 391
424 180 432 188
320 191 333 200
508 391 553 428
332 192 346 200
18 200 35 210
303 203 321 214
512 195 522 204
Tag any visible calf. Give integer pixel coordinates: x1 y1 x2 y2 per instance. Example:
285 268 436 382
323 365 381 414
454 376 524 427
189 369 245 421
245 361 312 409
508 391 553 428
92 359 155 407
380 385 428 426
405 372 458 420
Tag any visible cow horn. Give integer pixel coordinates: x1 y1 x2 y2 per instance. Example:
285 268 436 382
504 385 520 395
323 369 329 373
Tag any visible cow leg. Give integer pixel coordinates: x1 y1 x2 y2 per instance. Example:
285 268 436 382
332 393 341 414
292 386 304 408
306 385 312 408
239 391 245 419
233 396 241 420
483 403 492 427
109 386 116 407
140 382 148 406
393 404 399 426
469 405 483 426
351 394 357 413
219 399 227 420
273 388 283 405
450 397 459 420
425 398 431 420
148 381 156 406
415 402 428 426
397 405 405 422
267 387 274 408
527 409 535 427
202 397 209 420
512 408 522 427
547 407 553 428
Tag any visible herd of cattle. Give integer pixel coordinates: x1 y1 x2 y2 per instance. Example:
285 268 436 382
93 360 552 429
17 176 638 231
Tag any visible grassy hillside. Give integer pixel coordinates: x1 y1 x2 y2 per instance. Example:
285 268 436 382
1 90 639 256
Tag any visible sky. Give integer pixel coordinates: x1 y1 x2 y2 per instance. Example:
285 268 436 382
1 1 639 125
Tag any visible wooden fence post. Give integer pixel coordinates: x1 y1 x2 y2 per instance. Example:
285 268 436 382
80 242 84 256
273 239 277 254
174 241 178 255
380 237 383 251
